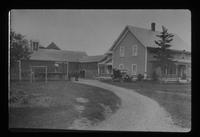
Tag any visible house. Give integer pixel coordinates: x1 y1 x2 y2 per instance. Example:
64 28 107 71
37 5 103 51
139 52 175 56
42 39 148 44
106 23 191 81
46 42 61 50
11 23 191 82
79 55 107 78
11 41 109 81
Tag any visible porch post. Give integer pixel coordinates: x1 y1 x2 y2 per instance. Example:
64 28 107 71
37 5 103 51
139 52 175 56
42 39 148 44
175 64 178 81
45 66 47 83
18 60 22 81
106 64 109 74
97 63 99 76
67 62 69 80
64 62 67 80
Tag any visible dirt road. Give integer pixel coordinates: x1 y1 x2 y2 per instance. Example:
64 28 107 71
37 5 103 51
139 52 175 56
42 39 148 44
74 79 190 132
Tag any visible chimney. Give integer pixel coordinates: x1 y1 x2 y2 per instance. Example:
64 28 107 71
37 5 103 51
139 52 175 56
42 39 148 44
151 22 156 31
30 40 39 52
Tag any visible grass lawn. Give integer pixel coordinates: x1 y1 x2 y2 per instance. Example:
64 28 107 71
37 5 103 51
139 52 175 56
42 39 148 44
9 81 121 129
101 80 191 128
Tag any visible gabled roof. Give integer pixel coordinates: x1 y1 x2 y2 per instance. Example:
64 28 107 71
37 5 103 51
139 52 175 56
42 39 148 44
46 42 61 50
30 49 87 62
98 57 112 64
109 25 190 52
79 55 106 63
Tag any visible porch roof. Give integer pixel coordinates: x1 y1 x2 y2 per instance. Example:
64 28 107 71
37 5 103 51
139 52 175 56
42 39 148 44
173 59 191 64
98 58 112 65
79 55 106 63
30 49 87 62
109 25 190 52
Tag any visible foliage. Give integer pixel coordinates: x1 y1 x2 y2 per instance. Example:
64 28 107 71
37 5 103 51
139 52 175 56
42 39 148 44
112 68 122 81
10 31 31 67
122 74 132 82
153 26 175 75
137 74 144 81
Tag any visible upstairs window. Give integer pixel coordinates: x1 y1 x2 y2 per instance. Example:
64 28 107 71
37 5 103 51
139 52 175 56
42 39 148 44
120 46 125 57
132 45 138 56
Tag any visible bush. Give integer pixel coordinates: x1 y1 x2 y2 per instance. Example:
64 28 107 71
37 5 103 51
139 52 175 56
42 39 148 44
137 74 144 81
112 68 122 81
123 74 132 82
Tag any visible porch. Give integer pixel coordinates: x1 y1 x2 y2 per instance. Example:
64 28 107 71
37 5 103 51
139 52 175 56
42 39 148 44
97 58 113 79
29 61 68 82
155 62 191 82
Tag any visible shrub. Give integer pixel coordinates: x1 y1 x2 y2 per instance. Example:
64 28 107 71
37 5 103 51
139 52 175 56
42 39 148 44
123 74 132 82
137 74 144 81
112 68 122 81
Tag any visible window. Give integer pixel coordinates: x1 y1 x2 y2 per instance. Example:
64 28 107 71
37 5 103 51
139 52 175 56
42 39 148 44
119 64 124 70
132 64 137 75
132 45 138 56
120 46 125 57
163 64 176 75
167 64 176 75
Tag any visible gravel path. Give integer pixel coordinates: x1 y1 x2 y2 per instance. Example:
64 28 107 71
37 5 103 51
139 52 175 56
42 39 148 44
73 79 190 132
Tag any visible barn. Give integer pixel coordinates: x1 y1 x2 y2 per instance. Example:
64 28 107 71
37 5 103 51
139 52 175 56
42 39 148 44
10 42 113 81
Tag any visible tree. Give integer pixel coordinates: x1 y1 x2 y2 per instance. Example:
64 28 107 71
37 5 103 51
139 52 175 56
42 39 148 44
10 31 31 67
153 26 175 77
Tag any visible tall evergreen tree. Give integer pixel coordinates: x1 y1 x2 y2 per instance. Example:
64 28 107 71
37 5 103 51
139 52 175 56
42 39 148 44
154 26 174 76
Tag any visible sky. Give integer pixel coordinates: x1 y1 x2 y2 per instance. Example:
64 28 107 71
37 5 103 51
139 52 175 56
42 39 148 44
10 10 191 55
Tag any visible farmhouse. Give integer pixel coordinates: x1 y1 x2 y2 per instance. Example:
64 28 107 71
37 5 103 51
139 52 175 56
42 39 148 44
11 23 191 82
108 23 191 81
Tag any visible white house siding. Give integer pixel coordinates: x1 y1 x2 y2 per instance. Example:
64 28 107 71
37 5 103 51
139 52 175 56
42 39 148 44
112 30 146 76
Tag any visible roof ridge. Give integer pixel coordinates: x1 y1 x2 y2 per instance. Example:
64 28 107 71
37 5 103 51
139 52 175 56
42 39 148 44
127 25 180 36
39 48 87 53
127 25 160 33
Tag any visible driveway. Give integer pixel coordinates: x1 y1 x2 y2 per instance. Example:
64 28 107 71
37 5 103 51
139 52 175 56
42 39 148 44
74 79 190 132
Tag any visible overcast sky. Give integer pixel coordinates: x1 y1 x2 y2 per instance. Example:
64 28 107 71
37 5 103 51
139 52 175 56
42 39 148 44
10 10 191 55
